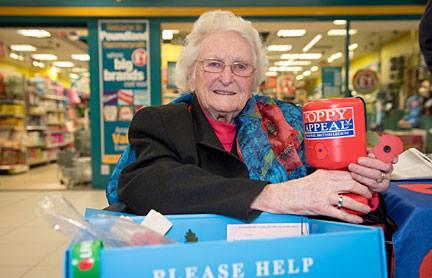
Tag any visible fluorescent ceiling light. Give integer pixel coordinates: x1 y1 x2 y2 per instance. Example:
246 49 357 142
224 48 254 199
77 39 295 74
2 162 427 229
277 29 306 37
17 29 51 38
71 54 90 61
265 72 277 77
303 70 311 76
53 61 75 68
333 20 347 25
302 34 322 53
9 53 24 61
349 43 359 50
310 66 319 72
328 52 343 63
32 54 58 61
296 75 304 80
281 53 322 60
275 60 311 66
162 29 179 40
267 45 292 52
32 61 45 68
72 67 88 73
327 29 358 36
69 73 80 79
10 44 36 52
276 66 303 72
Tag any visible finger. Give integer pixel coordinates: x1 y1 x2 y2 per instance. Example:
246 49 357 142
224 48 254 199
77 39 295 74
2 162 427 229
357 156 393 173
348 161 392 181
326 206 364 224
337 181 372 199
338 195 371 215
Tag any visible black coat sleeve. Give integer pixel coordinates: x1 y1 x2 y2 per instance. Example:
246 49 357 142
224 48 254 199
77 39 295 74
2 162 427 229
118 106 267 221
420 0 432 72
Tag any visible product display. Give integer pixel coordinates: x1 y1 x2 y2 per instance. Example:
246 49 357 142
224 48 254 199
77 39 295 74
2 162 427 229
0 74 77 174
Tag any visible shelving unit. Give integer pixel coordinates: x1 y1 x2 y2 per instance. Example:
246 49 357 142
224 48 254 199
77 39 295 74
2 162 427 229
0 76 29 173
25 77 74 167
0 75 75 174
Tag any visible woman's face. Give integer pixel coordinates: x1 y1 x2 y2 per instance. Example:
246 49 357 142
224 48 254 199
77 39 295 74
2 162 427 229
192 31 255 122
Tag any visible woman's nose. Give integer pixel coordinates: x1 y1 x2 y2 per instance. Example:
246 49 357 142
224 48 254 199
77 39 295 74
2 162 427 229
218 65 234 84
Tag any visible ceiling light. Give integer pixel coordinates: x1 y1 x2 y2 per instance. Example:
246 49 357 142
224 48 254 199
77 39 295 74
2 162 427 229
32 61 45 68
265 72 277 77
302 34 322 53
328 52 343 63
72 67 88 73
310 66 319 72
276 66 303 72
69 73 80 79
53 61 75 68
275 60 311 66
10 44 36 52
267 45 292 52
327 29 358 36
17 29 51 38
349 43 359 51
333 20 347 25
71 54 90 61
9 53 24 61
281 53 322 60
296 75 304 80
277 29 306 37
303 70 311 76
32 54 58 61
162 29 179 40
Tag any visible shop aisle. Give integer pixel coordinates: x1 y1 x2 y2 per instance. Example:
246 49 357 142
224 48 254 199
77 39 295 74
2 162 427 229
0 190 106 278
0 163 90 190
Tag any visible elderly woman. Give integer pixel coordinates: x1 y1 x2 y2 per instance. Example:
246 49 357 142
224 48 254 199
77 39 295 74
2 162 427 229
118 10 394 224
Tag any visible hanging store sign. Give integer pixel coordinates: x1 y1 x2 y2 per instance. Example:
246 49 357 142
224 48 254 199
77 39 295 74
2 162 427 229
98 20 151 164
321 67 342 98
352 69 379 95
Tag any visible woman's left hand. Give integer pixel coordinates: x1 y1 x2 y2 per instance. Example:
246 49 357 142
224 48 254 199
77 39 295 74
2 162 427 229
348 152 398 193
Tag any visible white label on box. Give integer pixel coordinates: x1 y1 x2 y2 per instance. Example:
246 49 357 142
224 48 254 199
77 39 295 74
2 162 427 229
227 223 309 241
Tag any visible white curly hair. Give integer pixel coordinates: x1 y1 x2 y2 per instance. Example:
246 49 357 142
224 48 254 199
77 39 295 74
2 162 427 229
174 10 268 92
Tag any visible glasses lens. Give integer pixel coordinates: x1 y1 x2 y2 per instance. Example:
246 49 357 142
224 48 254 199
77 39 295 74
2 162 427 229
232 62 253 77
203 60 224 73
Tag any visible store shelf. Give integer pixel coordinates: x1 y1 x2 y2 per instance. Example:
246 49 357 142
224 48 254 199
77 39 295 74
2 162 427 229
0 145 25 151
0 99 25 105
0 114 25 118
43 95 67 101
26 144 46 148
26 126 47 131
0 126 24 131
0 164 29 173
45 141 74 149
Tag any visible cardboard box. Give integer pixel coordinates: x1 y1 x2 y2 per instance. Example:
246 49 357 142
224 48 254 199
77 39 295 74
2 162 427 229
64 209 387 278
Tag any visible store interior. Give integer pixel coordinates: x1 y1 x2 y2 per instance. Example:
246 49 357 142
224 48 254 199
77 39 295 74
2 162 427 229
0 27 91 189
1 18 431 189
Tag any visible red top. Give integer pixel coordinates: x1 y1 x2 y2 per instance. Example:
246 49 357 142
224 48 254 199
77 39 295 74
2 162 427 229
204 113 237 153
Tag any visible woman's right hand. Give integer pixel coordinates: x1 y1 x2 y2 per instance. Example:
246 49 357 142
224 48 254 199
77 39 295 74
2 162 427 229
251 169 373 223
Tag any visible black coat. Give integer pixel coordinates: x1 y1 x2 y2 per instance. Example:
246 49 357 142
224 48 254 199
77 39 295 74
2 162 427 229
420 0 432 72
118 97 267 221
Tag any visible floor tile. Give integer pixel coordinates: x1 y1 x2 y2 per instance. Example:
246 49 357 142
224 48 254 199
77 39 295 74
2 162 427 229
0 266 33 278
0 226 68 244
21 265 63 278
0 241 63 266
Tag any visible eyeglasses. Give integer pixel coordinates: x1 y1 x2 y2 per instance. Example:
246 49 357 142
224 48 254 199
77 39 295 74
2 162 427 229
198 59 255 77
